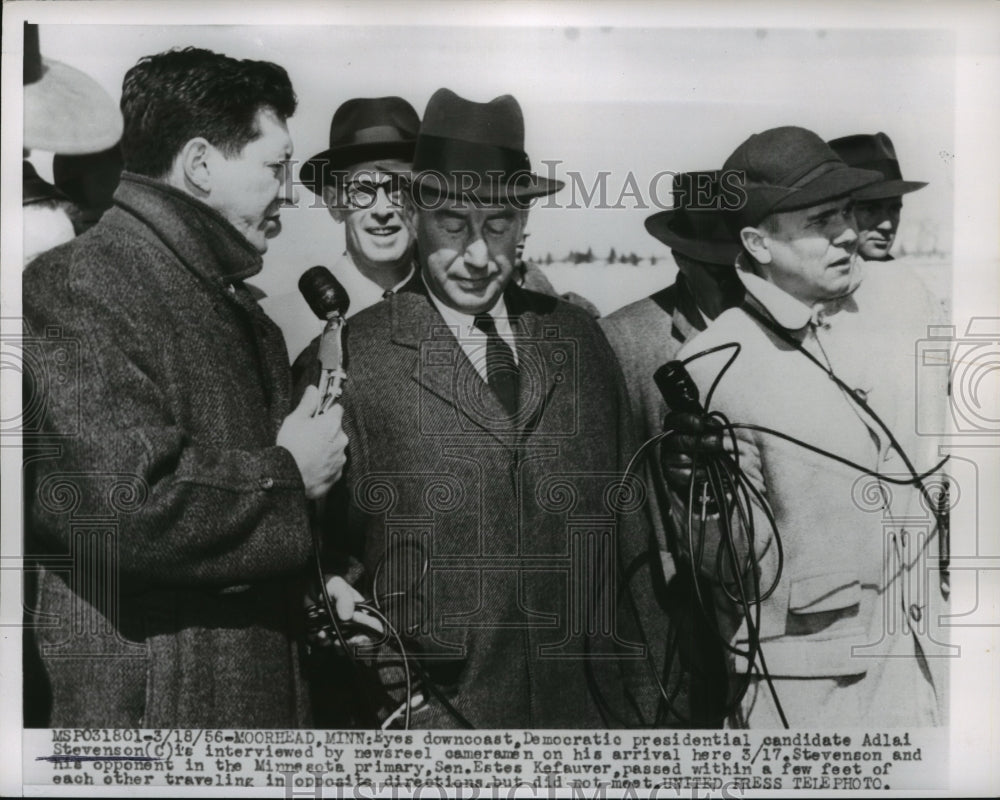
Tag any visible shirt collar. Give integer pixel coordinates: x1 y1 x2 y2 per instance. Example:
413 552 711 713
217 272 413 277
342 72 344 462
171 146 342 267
389 264 416 294
421 274 510 332
735 252 865 331
343 251 415 295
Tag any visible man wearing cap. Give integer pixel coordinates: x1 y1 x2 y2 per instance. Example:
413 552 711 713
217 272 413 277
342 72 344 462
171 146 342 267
674 126 948 727
599 170 746 725
829 132 927 261
260 97 422 361
295 88 658 728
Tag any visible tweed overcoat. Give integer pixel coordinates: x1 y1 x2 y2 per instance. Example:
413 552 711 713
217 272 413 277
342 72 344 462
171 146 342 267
294 282 662 728
599 275 709 566
23 173 313 728
600 277 735 726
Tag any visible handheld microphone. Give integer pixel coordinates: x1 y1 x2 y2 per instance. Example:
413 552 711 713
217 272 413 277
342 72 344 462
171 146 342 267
299 266 350 414
653 359 726 516
654 360 704 415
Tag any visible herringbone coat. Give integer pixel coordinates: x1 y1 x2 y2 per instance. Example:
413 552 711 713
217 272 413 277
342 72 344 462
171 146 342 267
294 282 663 727
23 173 313 728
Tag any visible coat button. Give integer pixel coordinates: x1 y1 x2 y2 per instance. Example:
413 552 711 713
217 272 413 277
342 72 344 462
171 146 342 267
909 603 922 623
259 476 275 490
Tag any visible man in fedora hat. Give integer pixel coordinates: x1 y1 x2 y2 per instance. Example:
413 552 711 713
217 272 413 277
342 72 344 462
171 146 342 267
294 88 660 728
23 47 352 728
599 170 748 725
673 126 948 727
828 132 928 261
260 96 422 361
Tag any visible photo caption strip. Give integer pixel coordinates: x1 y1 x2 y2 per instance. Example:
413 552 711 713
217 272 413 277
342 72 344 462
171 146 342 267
24 728 946 794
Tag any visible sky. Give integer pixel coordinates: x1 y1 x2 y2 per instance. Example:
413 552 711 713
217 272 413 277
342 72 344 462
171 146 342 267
22 19 955 298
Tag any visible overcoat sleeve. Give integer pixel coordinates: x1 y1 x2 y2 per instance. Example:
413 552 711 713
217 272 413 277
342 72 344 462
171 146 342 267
589 323 672 726
25 274 312 589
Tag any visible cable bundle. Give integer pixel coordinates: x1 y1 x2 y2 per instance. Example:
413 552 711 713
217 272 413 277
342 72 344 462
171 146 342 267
619 339 949 729
306 535 474 729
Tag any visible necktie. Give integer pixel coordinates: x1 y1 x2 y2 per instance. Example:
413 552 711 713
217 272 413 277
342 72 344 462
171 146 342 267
382 289 394 300
473 313 519 415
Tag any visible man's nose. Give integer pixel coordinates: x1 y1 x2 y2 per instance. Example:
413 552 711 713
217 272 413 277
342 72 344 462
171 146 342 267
875 215 894 231
371 200 398 225
371 186 400 212
279 177 299 208
833 222 858 249
464 236 489 269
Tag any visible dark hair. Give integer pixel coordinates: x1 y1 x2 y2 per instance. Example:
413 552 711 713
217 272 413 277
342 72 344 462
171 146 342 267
120 47 297 178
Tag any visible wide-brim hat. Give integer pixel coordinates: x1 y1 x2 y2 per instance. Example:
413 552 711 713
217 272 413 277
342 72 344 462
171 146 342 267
23 23 123 155
828 132 928 200
723 126 881 230
643 171 741 266
300 96 420 196
383 88 564 206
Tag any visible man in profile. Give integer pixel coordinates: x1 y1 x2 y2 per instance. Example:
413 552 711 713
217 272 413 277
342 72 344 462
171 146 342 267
600 170 745 725
676 126 948 727
828 132 927 261
23 47 349 728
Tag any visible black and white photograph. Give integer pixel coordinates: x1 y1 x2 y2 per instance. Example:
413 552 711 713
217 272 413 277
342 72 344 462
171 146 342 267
2 0 998 796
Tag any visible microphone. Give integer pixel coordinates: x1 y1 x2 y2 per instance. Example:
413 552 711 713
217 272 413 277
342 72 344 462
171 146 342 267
654 360 704 415
654 360 725 515
299 266 350 414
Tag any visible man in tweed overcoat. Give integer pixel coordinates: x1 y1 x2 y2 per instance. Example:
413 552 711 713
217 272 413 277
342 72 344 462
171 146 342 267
23 48 348 728
296 89 665 728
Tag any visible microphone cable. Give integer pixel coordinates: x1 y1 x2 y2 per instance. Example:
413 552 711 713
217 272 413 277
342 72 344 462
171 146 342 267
618 324 950 728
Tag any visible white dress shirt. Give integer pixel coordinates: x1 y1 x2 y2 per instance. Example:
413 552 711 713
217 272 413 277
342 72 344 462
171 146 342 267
423 277 518 382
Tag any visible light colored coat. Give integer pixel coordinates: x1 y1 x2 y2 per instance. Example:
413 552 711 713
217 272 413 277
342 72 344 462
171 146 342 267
677 261 949 727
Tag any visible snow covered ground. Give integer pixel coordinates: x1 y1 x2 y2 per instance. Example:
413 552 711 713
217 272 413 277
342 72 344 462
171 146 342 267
540 255 954 318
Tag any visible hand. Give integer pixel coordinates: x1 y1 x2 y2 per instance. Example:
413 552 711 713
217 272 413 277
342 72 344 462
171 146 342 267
659 410 726 492
322 575 384 635
660 412 765 498
278 385 349 499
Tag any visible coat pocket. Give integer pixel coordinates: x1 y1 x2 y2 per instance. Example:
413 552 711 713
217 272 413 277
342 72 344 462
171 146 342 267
785 570 863 637
788 571 862 615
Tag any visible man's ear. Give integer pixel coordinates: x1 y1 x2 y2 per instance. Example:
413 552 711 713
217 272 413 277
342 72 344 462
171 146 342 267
178 138 212 195
740 225 771 265
323 186 347 223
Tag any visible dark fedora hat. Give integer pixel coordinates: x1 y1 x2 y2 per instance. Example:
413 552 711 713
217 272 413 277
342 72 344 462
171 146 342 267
644 171 741 266
723 126 881 230
392 88 564 206
300 96 420 196
827 132 928 200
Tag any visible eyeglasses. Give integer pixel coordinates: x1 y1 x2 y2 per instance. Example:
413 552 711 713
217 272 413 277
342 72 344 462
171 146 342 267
344 176 409 209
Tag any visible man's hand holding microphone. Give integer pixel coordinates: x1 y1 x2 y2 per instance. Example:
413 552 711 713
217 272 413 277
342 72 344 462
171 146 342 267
278 386 348 499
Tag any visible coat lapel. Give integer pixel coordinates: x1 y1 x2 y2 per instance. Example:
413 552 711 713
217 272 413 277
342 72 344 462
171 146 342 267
391 282 560 444
507 286 562 436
